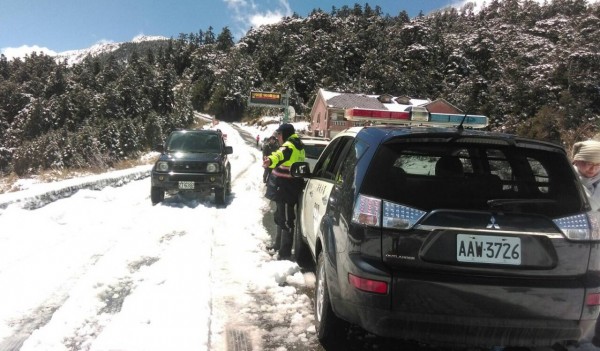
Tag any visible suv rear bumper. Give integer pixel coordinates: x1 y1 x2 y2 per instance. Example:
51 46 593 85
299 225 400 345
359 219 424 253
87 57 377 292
334 297 591 347
328 255 597 347
151 172 226 191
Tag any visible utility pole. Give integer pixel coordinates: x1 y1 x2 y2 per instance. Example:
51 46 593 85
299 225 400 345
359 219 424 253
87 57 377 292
282 88 290 123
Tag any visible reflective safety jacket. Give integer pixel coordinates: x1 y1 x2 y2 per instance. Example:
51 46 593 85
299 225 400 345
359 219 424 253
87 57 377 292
268 134 305 178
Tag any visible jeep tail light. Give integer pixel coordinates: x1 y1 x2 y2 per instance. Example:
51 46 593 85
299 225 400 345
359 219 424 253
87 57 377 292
553 212 600 241
348 273 388 294
352 194 425 230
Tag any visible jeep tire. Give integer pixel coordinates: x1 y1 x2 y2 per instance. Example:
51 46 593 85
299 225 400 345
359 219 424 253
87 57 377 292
215 187 225 205
151 186 165 205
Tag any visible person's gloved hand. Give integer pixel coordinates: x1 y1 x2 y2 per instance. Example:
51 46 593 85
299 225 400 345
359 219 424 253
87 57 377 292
262 157 271 168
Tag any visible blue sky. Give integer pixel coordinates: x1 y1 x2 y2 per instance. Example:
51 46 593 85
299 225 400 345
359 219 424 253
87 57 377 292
0 0 466 58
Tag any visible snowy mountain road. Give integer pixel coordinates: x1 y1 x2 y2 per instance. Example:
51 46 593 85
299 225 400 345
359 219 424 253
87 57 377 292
0 123 319 351
0 122 594 351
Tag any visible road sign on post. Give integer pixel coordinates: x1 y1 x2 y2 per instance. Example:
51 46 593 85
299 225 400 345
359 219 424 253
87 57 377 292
248 91 284 108
248 90 292 122
282 89 290 123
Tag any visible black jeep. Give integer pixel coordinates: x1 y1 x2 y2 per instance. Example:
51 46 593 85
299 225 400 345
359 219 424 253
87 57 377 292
150 129 232 205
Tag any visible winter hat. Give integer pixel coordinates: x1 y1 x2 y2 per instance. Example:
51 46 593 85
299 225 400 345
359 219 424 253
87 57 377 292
573 140 600 163
276 123 295 140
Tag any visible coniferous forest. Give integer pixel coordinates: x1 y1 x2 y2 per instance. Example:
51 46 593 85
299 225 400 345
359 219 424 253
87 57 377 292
0 0 599 177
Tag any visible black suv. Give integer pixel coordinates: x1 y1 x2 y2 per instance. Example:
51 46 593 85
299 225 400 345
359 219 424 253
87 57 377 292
291 114 600 349
151 129 232 205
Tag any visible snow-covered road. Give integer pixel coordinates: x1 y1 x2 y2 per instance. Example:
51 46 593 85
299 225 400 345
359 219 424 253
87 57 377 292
0 122 319 351
1 121 598 351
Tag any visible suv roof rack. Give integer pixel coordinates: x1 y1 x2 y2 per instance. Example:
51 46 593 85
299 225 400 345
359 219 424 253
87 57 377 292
345 107 488 129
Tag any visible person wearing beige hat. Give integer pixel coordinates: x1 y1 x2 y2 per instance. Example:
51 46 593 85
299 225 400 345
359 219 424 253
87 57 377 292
572 139 600 210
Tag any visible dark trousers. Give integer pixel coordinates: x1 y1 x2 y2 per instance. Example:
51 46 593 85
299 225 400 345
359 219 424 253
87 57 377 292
263 168 272 183
274 201 295 258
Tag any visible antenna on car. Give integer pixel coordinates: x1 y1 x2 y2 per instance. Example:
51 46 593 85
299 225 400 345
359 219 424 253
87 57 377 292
457 114 468 131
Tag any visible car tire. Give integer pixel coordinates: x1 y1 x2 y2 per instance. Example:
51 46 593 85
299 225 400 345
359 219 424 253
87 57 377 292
151 186 164 205
315 251 345 345
293 212 313 269
215 188 225 205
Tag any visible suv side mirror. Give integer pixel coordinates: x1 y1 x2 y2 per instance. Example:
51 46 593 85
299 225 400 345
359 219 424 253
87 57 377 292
225 146 233 154
291 162 311 178
154 143 164 153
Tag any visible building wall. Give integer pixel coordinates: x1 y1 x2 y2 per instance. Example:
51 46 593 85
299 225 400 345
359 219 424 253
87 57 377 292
326 109 348 138
310 97 329 137
309 92 465 138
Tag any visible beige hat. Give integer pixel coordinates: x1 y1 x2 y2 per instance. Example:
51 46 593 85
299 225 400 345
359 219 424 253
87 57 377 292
573 140 600 163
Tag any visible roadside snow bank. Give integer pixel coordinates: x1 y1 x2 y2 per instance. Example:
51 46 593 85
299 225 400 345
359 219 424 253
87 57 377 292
0 165 152 211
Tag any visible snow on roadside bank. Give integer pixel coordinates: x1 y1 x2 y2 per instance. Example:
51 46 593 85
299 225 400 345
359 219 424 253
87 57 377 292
0 165 153 211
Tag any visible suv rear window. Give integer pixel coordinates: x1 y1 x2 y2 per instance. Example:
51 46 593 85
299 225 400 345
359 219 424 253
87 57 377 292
361 139 585 217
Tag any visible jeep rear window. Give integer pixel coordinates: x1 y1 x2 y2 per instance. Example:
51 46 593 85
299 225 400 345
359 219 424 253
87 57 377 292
361 141 585 217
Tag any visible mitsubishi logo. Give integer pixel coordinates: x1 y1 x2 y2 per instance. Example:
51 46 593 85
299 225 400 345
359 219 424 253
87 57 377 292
486 216 500 229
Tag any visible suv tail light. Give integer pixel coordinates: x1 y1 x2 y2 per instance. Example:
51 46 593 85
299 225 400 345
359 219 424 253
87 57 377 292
586 292 600 306
352 194 426 229
553 211 600 241
352 195 381 226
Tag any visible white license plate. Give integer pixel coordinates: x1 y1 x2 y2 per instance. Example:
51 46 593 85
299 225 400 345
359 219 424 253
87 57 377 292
456 234 521 265
178 181 195 189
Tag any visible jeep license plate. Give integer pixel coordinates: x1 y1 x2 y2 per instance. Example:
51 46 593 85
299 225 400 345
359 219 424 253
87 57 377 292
456 234 521 265
178 181 195 190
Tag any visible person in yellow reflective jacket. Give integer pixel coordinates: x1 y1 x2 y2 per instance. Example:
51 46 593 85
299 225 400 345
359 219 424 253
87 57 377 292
262 123 305 260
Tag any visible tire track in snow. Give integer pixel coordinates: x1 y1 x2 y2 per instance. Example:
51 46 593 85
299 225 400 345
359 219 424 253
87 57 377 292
0 251 109 351
204 135 271 350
